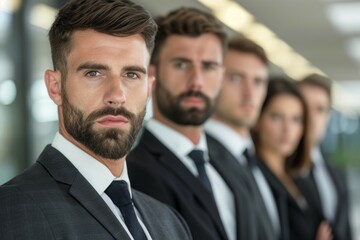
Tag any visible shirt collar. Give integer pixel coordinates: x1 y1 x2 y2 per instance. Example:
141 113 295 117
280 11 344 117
205 119 252 157
146 119 209 161
51 132 132 196
311 146 324 165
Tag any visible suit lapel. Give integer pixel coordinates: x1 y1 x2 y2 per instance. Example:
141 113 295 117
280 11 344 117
324 163 343 222
37 145 130 240
139 129 228 239
295 168 324 219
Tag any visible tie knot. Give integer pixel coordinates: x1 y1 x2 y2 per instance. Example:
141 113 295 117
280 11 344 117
188 149 206 166
242 148 257 168
105 180 132 207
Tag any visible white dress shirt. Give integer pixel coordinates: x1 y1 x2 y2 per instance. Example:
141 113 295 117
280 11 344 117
146 119 236 240
205 119 281 237
312 147 337 222
52 132 152 240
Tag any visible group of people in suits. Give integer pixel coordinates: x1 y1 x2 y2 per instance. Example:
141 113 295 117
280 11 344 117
0 0 352 240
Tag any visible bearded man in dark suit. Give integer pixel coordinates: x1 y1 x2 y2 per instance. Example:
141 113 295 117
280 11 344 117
0 1 192 239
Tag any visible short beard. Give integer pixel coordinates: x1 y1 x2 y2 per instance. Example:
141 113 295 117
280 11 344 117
61 91 145 160
155 77 217 126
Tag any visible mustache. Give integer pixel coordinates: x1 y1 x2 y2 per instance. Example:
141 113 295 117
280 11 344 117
178 90 210 102
86 107 135 123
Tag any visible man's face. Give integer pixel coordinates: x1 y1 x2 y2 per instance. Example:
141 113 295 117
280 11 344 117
299 84 330 145
215 50 268 129
153 34 224 126
51 30 152 159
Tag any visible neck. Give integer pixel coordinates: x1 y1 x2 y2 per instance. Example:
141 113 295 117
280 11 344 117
258 146 286 177
211 115 250 138
59 125 125 178
153 112 202 145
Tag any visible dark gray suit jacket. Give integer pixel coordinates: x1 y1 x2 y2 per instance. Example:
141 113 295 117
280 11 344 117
128 129 259 240
0 145 192 240
206 134 278 240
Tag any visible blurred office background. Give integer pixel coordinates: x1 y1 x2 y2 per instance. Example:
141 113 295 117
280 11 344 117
0 0 359 238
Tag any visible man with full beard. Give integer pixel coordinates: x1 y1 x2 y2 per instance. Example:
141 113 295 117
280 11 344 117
127 8 259 240
0 1 192 239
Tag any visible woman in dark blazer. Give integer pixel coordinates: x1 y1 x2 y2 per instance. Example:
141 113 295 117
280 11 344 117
252 78 333 240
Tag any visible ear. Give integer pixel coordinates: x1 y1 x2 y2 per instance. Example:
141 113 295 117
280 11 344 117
147 64 156 98
44 69 62 106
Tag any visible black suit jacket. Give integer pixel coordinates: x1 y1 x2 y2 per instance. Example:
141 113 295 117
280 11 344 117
127 129 259 240
294 161 352 240
0 145 192 240
206 134 277 240
257 159 344 240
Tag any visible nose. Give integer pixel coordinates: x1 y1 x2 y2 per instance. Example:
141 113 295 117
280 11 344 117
103 76 126 108
242 78 254 99
188 66 204 92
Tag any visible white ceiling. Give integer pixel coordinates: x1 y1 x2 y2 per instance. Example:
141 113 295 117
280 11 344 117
138 0 360 82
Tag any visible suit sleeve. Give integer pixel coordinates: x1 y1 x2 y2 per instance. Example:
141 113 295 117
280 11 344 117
0 187 55 240
338 169 353 240
168 206 193 240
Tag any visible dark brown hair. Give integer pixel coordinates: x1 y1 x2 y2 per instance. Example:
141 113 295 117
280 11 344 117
253 77 311 176
298 73 332 103
228 37 268 65
150 7 227 65
49 0 157 78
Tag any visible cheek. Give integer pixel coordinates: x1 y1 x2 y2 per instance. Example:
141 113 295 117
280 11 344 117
205 75 223 95
259 120 279 143
128 88 148 111
291 124 304 143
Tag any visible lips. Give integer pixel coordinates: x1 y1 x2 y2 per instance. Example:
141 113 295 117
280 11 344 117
96 115 129 127
182 97 205 106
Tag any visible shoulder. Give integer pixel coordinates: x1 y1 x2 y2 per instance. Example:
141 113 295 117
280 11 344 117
132 190 192 239
0 183 55 239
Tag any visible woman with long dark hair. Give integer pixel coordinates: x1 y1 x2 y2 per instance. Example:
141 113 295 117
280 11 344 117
252 78 333 240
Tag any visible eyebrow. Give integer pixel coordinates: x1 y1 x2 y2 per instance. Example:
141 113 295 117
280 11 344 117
170 57 221 66
123 65 147 75
170 57 192 63
76 62 147 74
76 63 110 72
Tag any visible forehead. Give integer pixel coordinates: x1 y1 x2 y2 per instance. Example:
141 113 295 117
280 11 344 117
300 84 330 103
224 51 268 80
67 29 150 65
224 50 266 70
268 94 303 112
159 33 223 62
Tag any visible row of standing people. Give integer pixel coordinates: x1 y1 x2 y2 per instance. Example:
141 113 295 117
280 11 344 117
127 6 352 240
0 0 352 240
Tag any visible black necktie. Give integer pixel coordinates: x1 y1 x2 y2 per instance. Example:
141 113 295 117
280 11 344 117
188 150 213 194
105 180 147 240
243 148 257 169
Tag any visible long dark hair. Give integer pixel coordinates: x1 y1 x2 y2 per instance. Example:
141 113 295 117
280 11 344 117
252 78 311 176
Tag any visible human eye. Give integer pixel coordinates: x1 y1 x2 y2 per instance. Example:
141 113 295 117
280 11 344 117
174 61 188 69
85 70 101 77
228 73 242 83
126 72 140 79
254 78 266 86
270 112 281 121
293 116 303 124
203 62 218 71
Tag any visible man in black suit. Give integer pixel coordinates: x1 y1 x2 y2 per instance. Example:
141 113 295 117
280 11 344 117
295 74 352 240
204 37 280 240
0 1 191 239
127 8 259 240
